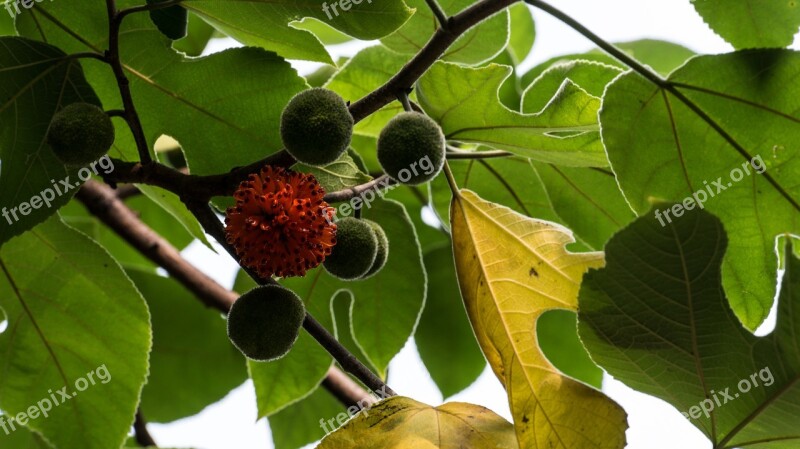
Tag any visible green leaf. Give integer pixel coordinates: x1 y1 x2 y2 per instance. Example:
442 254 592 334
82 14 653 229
297 152 372 194
325 45 409 138
520 39 695 87
579 207 800 448
269 385 345 449
0 421 49 448
417 62 608 167
147 0 188 40
137 185 214 251
530 163 636 251
318 397 519 449
128 269 247 423
600 49 800 329
17 4 308 178
172 11 215 56
429 156 562 233
381 0 509 65
0 216 151 449
183 0 413 63
693 0 800 49
0 10 15 35
291 17 354 46
537 310 602 389
506 3 535 64
0 37 102 245
416 244 485 398
521 60 622 114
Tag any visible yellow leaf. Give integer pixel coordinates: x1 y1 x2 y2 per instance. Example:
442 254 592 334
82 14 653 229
450 189 627 449
317 396 519 449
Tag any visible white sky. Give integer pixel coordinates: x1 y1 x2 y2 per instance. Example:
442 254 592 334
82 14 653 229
149 2 798 448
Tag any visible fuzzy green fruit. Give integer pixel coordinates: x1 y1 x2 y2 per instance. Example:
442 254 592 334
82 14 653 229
47 103 115 167
227 285 306 361
361 220 389 279
324 217 378 280
377 112 445 185
280 88 354 166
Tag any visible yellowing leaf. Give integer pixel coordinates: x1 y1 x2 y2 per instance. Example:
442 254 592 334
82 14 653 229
317 396 518 449
450 189 627 449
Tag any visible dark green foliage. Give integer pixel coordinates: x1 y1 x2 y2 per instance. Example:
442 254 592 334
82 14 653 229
227 285 306 362
324 217 378 280
280 88 353 166
377 112 445 185
47 103 114 167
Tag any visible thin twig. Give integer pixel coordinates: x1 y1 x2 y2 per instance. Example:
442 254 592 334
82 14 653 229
76 181 375 409
324 175 395 203
106 0 152 164
134 410 157 447
424 0 450 29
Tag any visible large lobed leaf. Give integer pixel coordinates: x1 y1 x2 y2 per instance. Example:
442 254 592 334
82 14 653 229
600 49 800 330
418 62 608 167
579 207 800 449
450 189 627 449
0 217 150 449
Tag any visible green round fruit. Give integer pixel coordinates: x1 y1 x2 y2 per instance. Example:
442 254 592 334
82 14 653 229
227 285 306 361
324 217 378 280
361 220 389 279
47 103 115 167
280 88 354 166
377 112 445 185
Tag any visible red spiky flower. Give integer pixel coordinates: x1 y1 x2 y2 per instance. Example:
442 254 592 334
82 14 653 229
225 166 337 278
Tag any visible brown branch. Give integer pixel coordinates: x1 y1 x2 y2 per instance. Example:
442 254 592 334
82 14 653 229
75 180 375 409
348 0 519 122
323 175 395 203
134 410 157 447
106 0 152 164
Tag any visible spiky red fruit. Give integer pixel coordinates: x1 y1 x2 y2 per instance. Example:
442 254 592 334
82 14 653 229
225 166 337 278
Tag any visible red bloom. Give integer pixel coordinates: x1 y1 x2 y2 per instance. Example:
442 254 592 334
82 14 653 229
225 166 337 278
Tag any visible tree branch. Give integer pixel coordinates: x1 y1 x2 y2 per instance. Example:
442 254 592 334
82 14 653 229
348 0 519 122
75 180 376 409
106 0 153 164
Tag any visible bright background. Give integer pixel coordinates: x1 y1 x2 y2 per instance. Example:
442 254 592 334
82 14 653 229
147 1 798 448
